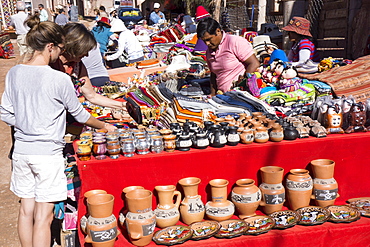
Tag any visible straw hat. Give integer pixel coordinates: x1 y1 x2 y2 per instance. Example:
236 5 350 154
195 6 210 22
282 16 312 37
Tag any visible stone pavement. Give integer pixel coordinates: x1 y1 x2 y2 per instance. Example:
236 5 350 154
0 39 25 247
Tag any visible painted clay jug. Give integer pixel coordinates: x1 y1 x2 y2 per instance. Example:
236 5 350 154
259 166 285 214
154 185 181 228
286 169 313 210
227 126 240 146
125 189 156 246
163 134 176 152
254 126 269 143
310 159 339 207
178 177 205 225
231 179 261 219
87 194 114 218
240 128 254 144
205 179 235 221
269 123 284 142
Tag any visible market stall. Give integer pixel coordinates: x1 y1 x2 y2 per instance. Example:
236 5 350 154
76 131 370 246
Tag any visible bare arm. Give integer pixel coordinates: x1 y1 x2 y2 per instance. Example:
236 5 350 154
84 115 117 132
243 54 260 74
210 72 217 96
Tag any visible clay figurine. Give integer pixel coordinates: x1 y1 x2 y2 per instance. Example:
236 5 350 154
344 102 368 133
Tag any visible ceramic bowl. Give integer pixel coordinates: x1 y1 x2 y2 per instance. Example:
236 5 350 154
326 205 361 223
214 219 249 239
296 206 330 225
152 225 193 246
189 220 221 240
244 215 275 235
269 210 301 229
347 197 370 217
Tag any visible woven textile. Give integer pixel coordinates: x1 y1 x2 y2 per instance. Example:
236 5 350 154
299 55 370 101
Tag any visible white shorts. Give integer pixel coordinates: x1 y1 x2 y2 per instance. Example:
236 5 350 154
10 153 67 202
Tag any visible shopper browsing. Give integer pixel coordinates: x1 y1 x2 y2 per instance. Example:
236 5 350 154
197 18 260 95
0 15 115 247
8 1 30 56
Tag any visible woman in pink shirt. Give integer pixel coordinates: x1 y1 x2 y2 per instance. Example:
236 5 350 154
197 18 260 95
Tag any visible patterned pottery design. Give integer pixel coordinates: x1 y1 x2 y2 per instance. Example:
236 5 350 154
347 197 370 217
268 210 301 229
152 225 193 246
214 219 249 238
326 205 361 223
296 206 330 225
189 220 221 240
244 215 275 235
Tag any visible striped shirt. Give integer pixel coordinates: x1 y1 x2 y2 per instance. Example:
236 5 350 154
291 39 319 62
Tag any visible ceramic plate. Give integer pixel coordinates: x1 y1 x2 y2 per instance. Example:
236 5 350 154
244 215 275 235
152 225 193 246
347 197 370 217
214 219 249 239
269 210 301 229
189 220 221 240
296 206 330 225
326 205 361 223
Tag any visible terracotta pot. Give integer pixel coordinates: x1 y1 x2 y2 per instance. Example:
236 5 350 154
125 189 156 246
154 185 181 228
254 126 269 143
269 123 284 142
163 134 176 152
178 177 205 225
87 194 114 218
259 166 285 214
310 159 339 207
240 128 254 144
286 169 313 210
84 190 107 199
231 179 261 219
123 186 145 194
205 179 235 221
84 214 120 247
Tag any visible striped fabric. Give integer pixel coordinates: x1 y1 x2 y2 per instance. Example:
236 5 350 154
291 39 319 62
299 55 370 101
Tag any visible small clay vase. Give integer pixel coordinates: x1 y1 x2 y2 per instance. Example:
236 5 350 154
286 169 313 210
269 123 284 142
240 128 254 144
283 125 299 141
178 177 205 225
193 130 209 149
227 126 240 146
205 179 235 221
93 138 107 160
310 159 339 207
125 189 156 246
154 185 181 228
87 194 115 218
163 134 176 152
84 214 120 247
176 131 192 151
84 189 107 199
254 126 269 143
209 127 227 148
259 166 285 214
231 179 261 219
76 140 92 161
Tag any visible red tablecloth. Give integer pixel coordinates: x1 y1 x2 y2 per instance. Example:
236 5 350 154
76 132 370 246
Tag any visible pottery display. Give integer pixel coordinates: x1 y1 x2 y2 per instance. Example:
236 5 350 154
121 138 135 157
347 197 370 217
205 179 235 221
136 137 150 155
178 177 205 225
176 132 192 151
209 126 227 148
84 189 107 199
106 140 120 159
124 189 156 246
286 169 313 210
326 205 361 223
214 219 249 239
296 206 330 225
268 210 301 229
76 140 92 161
283 125 299 140
189 220 221 240
193 129 209 149
226 126 240 146
259 166 285 214
254 126 269 143
83 214 120 247
93 138 107 160
154 185 181 228
239 128 254 144
231 179 261 219
244 215 275 235
151 136 164 153
152 225 193 246
269 123 284 142
310 159 339 207
87 194 114 218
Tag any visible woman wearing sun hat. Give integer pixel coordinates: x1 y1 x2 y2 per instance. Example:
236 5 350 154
91 17 113 57
282 16 319 65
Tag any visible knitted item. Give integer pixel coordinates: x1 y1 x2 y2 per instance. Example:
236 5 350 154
195 6 210 22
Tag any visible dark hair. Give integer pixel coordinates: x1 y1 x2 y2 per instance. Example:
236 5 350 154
63 23 96 58
38 4 44 8
196 17 221 38
99 6 106 11
58 9 64 14
96 21 111 31
25 14 65 51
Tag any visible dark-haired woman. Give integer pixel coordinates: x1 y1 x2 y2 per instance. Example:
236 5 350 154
1 15 116 247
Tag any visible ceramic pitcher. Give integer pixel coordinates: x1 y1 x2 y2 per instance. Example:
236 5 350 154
310 159 339 207
286 169 313 210
178 177 205 225
125 189 156 246
231 179 261 219
205 179 235 221
154 185 181 228
259 166 285 214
